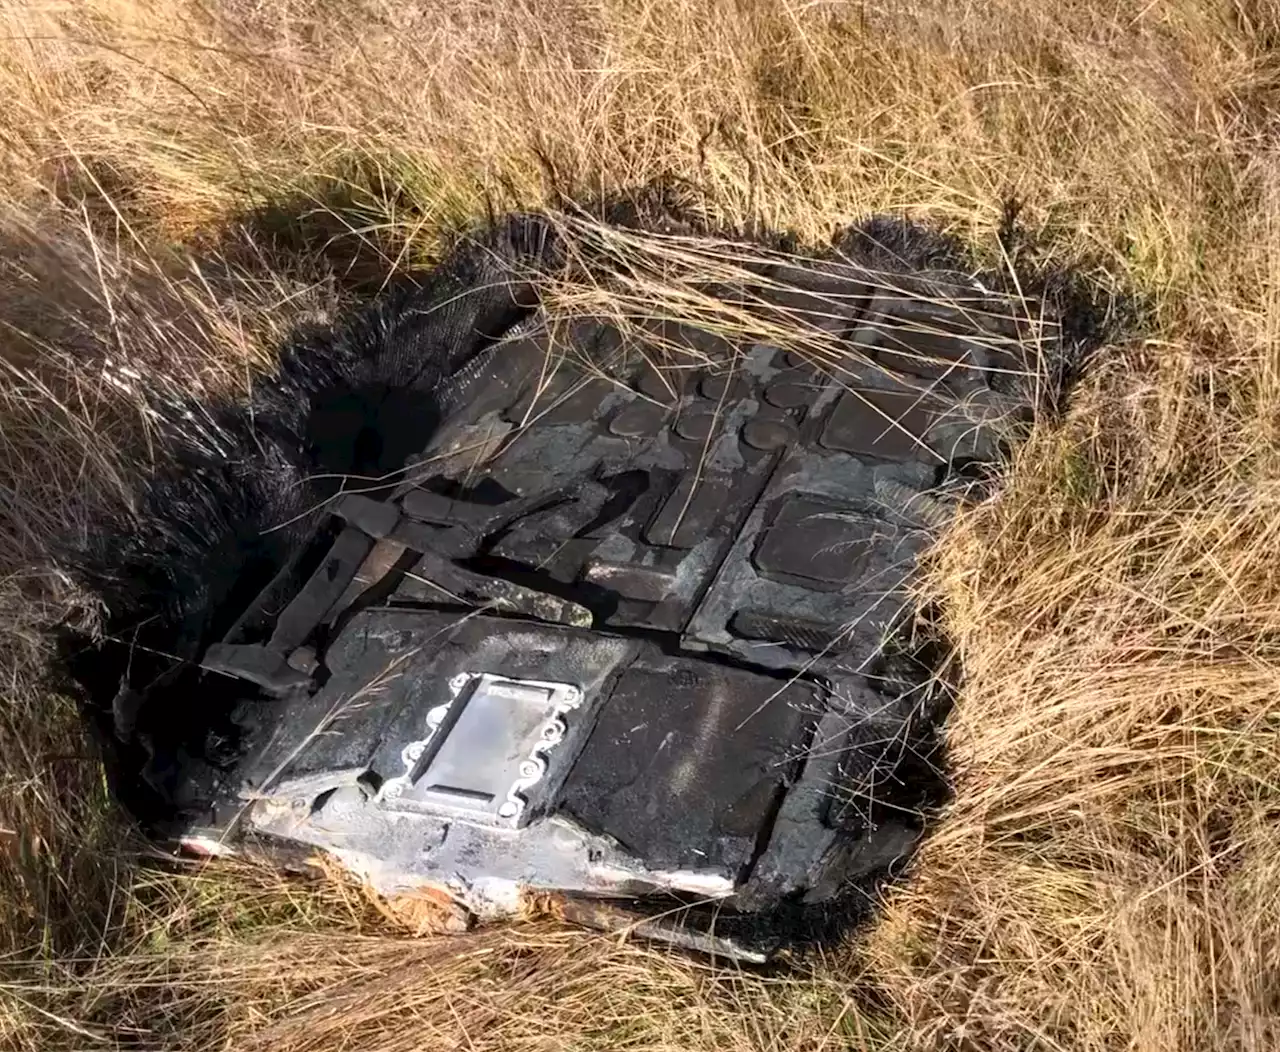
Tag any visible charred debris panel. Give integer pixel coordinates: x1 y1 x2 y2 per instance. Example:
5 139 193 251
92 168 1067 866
63 209 1108 962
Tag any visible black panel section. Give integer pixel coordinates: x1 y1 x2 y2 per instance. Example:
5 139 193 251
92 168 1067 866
819 388 937 460
728 611 847 653
559 658 816 873
753 497 878 590
856 296 993 390
646 475 733 549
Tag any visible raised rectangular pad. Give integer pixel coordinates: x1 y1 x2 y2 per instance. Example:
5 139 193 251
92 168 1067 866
559 659 816 875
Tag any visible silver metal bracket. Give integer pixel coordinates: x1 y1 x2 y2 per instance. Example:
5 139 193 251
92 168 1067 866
376 672 583 827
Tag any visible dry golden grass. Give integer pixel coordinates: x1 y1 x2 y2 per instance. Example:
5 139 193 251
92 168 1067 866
2 0 1280 1049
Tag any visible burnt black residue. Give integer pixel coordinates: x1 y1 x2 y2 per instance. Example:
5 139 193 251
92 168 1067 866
51 197 1118 956
58 213 557 824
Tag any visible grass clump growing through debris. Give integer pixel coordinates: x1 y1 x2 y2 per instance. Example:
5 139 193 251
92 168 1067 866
3 0 1280 1049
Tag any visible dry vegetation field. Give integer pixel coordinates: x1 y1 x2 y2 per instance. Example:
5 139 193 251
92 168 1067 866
3 0 1280 1049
